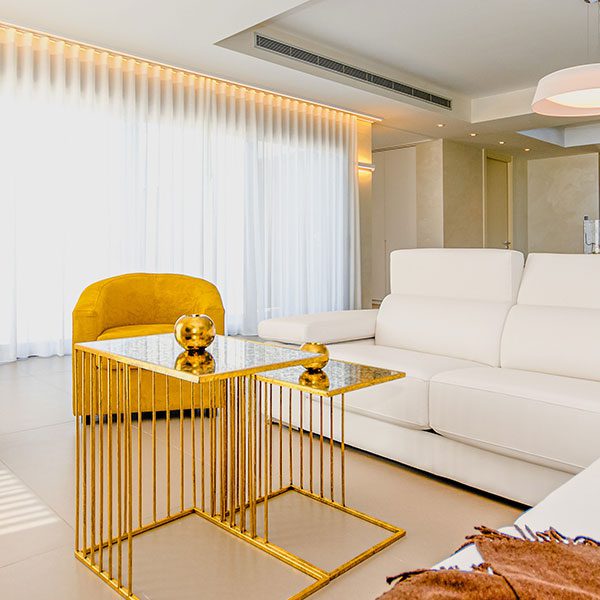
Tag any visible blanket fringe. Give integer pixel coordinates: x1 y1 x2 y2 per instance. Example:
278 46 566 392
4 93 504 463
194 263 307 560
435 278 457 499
385 525 600 591
386 569 429 585
458 525 600 551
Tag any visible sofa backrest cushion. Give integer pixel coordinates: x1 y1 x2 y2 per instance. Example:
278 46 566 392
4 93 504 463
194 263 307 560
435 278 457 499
376 249 524 366
376 295 514 366
389 248 523 302
513 253 600 309
501 254 600 381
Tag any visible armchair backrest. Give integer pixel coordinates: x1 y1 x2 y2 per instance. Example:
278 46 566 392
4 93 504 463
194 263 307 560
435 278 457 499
501 253 600 381
72 273 224 343
375 249 524 366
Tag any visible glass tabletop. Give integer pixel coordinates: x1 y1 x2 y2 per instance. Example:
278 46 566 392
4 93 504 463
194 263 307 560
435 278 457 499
74 334 320 383
256 359 405 397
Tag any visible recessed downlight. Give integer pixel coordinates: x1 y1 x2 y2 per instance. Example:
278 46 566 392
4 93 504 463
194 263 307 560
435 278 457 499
499 141 505 145
524 148 531 152
469 133 477 137
437 123 446 128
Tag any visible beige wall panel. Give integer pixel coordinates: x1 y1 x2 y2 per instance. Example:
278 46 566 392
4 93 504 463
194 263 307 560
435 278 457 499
528 153 599 254
416 140 444 247
443 140 483 248
512 156 528 255
384 147 417 255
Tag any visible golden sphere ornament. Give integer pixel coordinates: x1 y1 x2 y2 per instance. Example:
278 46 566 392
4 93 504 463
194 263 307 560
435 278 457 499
300 342 329 373
298 369 330 391
174 351 216 376
174 314 216 354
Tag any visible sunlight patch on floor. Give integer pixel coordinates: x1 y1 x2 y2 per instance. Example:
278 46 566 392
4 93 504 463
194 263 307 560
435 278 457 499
0 466 60 536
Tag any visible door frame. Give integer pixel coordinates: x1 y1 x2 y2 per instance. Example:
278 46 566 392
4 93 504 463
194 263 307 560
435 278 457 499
482 150 514 249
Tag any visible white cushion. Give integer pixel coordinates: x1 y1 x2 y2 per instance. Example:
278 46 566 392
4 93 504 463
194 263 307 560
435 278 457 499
390 248 524 301
501 305 600 381
328 342 480 430
501 253 600 381
376 295 512 366
430 367 600 473
257 310 378 345
517 253 600 309
516 455 600 538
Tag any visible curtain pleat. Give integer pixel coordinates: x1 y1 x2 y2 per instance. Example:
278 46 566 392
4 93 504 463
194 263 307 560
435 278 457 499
0 27 360 362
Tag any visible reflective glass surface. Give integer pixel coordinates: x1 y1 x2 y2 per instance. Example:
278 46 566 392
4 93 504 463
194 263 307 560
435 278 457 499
76 334 319 382
257 360 405 397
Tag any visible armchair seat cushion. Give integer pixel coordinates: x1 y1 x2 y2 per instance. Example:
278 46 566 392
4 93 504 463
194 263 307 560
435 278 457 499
327 342 481 430
430 367 600 474
97 324 173 341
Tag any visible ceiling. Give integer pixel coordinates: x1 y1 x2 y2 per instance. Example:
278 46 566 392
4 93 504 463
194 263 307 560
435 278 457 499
267 0 598 97
3 0 600 155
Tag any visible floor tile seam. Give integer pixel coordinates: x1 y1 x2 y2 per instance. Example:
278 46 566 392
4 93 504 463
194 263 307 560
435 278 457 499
0 419 74 442
0 543 73 572
30 373 72 394
0 418 74 439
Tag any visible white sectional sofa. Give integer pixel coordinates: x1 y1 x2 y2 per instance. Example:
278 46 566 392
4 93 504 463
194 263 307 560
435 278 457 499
258 249 600 506
436 453 600 571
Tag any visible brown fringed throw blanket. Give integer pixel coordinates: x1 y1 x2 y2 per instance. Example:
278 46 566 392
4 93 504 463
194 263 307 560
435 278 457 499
378 526 600 599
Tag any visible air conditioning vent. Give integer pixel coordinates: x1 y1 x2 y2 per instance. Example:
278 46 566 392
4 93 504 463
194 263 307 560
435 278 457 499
255 33 452 110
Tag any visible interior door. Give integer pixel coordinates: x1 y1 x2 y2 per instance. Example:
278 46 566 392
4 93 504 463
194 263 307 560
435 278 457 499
485 155 512 249
371 147 417 305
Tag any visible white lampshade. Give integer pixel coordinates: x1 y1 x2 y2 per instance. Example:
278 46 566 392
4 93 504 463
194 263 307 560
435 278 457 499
532 63 600 116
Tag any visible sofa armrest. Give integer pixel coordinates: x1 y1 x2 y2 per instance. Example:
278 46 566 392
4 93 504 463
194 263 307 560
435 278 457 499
514 457 600 539
258 309 378 345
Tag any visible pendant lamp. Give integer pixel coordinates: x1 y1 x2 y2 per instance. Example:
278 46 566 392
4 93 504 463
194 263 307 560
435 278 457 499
533 0 600 116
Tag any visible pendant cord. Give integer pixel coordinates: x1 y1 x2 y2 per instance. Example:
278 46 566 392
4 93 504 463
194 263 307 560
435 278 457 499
588 2 591 63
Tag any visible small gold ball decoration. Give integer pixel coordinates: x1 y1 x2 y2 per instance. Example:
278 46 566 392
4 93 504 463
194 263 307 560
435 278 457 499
298 369 330 391
300 342 329 373
175 351 216 376
174 314 216 354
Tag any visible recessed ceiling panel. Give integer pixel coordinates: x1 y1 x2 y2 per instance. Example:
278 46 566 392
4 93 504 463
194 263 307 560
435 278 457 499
268 0 596 97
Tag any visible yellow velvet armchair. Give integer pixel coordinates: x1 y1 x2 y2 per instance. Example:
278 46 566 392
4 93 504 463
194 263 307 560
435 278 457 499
72 273 225 415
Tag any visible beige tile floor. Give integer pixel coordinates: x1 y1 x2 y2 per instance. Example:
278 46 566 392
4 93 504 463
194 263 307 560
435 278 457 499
0 355 524 599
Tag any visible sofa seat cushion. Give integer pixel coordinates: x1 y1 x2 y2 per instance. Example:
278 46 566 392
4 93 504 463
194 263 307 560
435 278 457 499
430 367 600 473
97 323 173 340
327 342 481 430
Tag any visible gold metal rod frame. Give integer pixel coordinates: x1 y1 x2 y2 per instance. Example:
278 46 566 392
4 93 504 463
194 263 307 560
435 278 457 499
74 347 405 600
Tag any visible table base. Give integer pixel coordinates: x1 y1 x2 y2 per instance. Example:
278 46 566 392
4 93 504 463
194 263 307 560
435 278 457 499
75 485 404 600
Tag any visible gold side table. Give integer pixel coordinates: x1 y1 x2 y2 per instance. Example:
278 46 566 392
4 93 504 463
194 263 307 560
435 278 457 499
73 334 406 599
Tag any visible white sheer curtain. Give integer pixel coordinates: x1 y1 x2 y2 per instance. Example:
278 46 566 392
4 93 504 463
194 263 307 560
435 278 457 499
0 27 360 362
